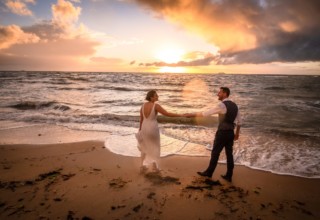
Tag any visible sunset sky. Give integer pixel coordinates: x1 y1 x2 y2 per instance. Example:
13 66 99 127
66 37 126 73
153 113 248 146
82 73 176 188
0 0 319 74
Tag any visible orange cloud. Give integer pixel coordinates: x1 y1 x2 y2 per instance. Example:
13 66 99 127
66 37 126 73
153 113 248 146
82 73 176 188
5 0 35 16
279 21 299 33
134 0 320 64
0 37 100 70
52 0 82 27
0 0 102 71
135 0 257 53
140 51 218 67
183 51 216 61
0 25 40 49
5 38 99 57
0 0 91 52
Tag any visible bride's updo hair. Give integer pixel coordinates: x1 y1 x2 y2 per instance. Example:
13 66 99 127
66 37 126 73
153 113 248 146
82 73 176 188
146 90 157 101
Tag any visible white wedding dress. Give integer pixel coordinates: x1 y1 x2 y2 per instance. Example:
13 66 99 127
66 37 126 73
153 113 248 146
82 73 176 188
136 103 160 169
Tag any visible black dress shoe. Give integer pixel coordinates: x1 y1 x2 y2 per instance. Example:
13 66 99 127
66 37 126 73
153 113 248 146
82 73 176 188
221 174 232 182
197 171 212 178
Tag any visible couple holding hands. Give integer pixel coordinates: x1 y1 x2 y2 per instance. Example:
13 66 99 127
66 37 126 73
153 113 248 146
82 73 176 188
136 87 241 182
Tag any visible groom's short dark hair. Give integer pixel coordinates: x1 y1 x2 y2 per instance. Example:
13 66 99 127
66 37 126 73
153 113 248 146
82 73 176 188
220 87 230 97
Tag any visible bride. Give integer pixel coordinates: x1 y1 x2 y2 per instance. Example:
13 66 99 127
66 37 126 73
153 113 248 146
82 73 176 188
136 90 182 172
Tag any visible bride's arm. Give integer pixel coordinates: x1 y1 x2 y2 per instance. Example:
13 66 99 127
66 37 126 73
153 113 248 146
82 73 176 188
183 112 203 117
139 106 143 130
155 104 181 117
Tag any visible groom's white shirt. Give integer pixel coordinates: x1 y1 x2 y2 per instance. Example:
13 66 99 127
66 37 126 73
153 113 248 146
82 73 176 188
201 98 242 126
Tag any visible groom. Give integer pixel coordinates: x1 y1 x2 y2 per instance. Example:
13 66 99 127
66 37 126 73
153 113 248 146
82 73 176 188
185 87 241 182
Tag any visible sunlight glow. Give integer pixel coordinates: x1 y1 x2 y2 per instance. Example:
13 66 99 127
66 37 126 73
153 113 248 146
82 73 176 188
155 46 184 63
159 66 186 73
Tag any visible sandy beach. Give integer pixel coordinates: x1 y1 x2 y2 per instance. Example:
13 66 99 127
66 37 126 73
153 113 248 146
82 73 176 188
0 125 319 220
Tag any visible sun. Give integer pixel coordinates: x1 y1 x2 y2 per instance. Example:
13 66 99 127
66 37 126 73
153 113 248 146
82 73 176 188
153 44 188 73
155 46 184 63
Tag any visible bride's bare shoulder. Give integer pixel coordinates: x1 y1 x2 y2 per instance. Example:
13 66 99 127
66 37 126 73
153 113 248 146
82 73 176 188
155 103 161 108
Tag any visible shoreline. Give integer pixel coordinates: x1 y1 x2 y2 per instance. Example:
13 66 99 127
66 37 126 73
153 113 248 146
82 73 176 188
0 141 319 219
0 123 319 179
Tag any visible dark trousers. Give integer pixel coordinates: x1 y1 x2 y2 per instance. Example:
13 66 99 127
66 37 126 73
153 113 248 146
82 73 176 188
205 130 234 177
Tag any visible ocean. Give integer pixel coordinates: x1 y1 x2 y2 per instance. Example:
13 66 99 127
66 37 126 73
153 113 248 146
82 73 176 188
0 71 319 178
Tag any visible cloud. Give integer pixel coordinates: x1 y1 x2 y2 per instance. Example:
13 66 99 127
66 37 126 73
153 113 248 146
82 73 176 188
4 0 85 43
140 51 218 67
218 33 320 64
5 0 35 16
0 0 102 70
52 0 82 27
0 52 83 71
1 0 94 50
0 36 101 71
5 38 99 57
0 25 40 49
134 0 320 64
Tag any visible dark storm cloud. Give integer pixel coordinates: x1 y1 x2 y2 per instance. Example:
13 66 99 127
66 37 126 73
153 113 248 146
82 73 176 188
134 0 320 64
